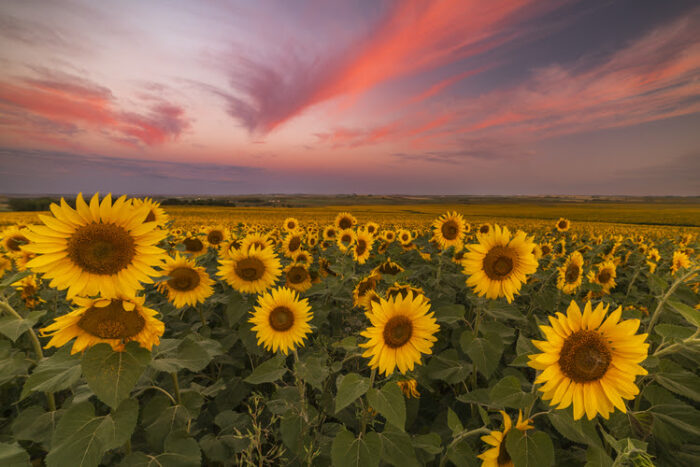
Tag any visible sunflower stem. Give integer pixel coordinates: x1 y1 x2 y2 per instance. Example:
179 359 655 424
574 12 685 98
170 372 182 405
360 368 376 436
197 306 207 327
292 349 308 422
646 267 698 333
0 298 56 412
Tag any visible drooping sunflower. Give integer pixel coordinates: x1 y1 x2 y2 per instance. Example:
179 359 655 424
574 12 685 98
432 211 467 250
335 212 357 230
478 411 534 467
283 217 300 232
557 251 584 294
371 258 404 277
157 252 214 308
397 379 420 399
23 193 167 299
41 296 165 354
587 261 617 294
282 232 305 258
284 263 312 292
249 286 313 355
462 225 538 303
671 250 691 275
353 231 374 264
218 245 281 294
359 292 440 375
2 226 31 256
528 300 649 420
353 274 380 309
337 228 356 252
555 218 571 232
386 282 429 306
131 197 169 228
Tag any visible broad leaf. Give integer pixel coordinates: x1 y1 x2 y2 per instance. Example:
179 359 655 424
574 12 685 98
335 373 370 414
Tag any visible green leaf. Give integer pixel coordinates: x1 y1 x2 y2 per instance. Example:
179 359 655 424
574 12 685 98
295 354 329 390
425 349 471 384
21 346 82 399
120 431 201 467
446 437 478 467
280 411 305 454
0 442 30 467
413 433 442 455
655 324 694 339
434 304 465 324
0 270 32 291
585 445 613 467
12 405 58 449
81 342 151 409
366 382 406 431
464 332 503 379
547 410 601 446
505 430 555 467
654 359 700 402
667 300 700 327
47 400 136 467
244 354 287 384
0 309 45 342
225 292 250 326
489 376 535 409
380 427 420 467
335 372 370 414
331 429 382 467
447 407 463 435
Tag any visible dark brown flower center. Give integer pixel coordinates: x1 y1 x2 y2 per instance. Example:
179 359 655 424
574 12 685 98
480 225 490 234
7 235 29 251
145 210 157 223
341 234 352 244
558 220 568 229
235 257 265 281
67 223 136 275
541 245 551 255
338 217 353 229
168 266 201 291
357 277 377 297
383 315 413 348
288 236 302 252
497 440 511 465
77 300 145 339
558 330 612 383
565 264 580 283
356 239 367 256
287 266 309 284
269 306 294 331
287 221 296 230
378 262 403 275
325 229 337 239
386 233 395 240
483 246 515 280
598 270 612 284
207 230 224 244
367 225 376 234
441 220 459 240
183 237 204 253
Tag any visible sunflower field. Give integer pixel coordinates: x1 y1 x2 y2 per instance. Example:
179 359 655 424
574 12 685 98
0 194 698 467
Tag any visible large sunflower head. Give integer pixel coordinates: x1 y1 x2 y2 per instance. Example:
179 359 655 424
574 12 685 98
23 193 167 299
217 245 281 294
432 211 467 250
131 197 169 228
359 292 440 375
587 261 617 293
41 296 165 354
157 252 214 308
528 300 649 420
335 212 357 230
557 251 584 294
462 225 538 303
478 411 534 467
283 232 305 258
2 226 31 256
353 231 374 264
337 229 356 252
249 286 313 355
284 263 312 292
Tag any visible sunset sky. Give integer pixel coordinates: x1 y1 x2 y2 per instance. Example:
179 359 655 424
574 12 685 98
0 0 698 195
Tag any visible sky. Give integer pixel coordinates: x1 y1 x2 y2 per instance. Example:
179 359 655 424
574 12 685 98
0 0 698 195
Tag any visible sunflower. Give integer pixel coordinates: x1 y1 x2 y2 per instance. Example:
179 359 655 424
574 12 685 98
337 229 356 252
353 274 380 309
478 411 534 467
322 225 338 241
23 193 166 299
249 286 313 355
528 300 649 420
131 197 169 228
218 245 281 294
284 263 312 292
359 292 440 375
381 230 396 243
397 229 412 246
671 250 691 275
397 379 420 399
282 217 300 232
335 212 357 230
0 255 12 277
307 234 319 249
555 218 571 232
282 232 305 258
157 252 214 308
13 274 44 309
240 232 275 253
478 224 492 237
41 296 165 354
205 226 229 249
432 211 467 250
181 235 207 257
462 225 538 303
353 231 374 264
364 222 380 236
539 243 552 257
386 282 428 306
557 251 584 294
291 250 312 265
319 258 337 278
587 261 617 294
371 258 404 277
2 226 31 255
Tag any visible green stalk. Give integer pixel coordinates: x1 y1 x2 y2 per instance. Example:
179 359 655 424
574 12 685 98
646 268 698 333
170 372 182 405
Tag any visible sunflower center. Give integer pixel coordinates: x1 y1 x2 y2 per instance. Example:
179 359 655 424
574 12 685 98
598 270 612 284
341 234 352 244
269 306 294 331
357 277 377 297
367 226 376 234
379 263 402 275
383 315 413 348
235 257 265 281
7 235 29 251
558 330 612 383
558 221 567 229
288 236 301 252
207 230 224 245
479 225 490 234
483 246 515 280
541 245 551 255
168 267 201 291
565 264 580 283
77 300 145 339
145 210 157 223
325 229 337 239
287 266 309 284
67 223 136 275
339 217 353 229
441 220 459 240
183 238 204 252
356 239 367 255
497 439 511 465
